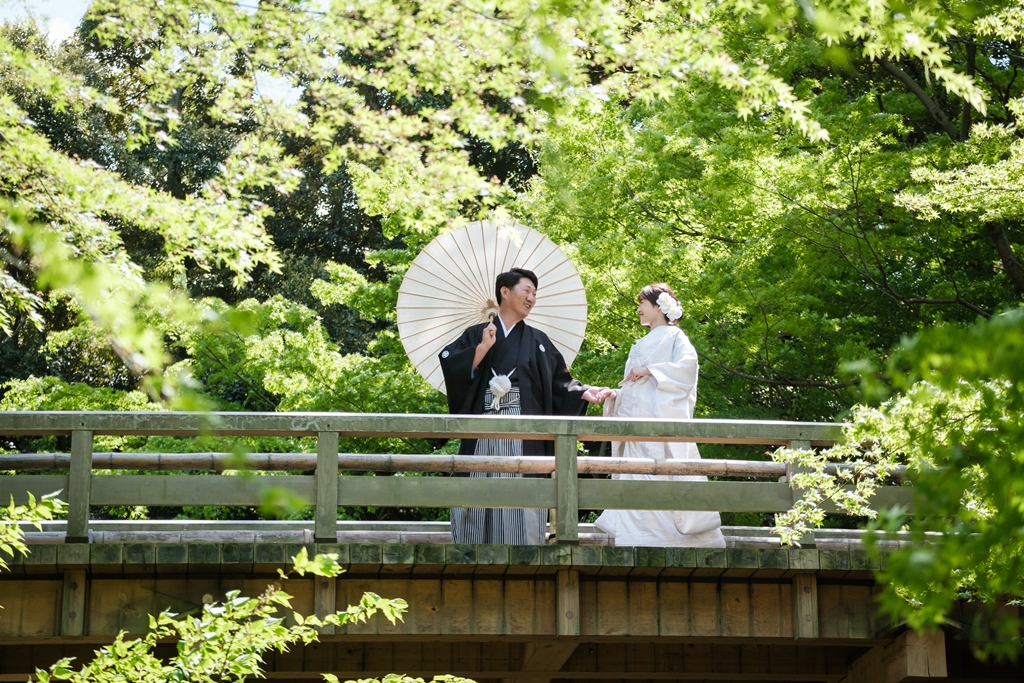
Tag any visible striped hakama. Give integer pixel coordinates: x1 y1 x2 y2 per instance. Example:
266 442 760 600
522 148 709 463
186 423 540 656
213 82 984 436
449 386 548 545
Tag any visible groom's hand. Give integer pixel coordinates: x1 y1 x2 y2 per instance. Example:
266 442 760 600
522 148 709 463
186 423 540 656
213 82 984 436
479 321 497 351
473 321 497 371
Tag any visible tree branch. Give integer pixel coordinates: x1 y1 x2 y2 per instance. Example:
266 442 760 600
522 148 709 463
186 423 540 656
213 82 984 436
622 182 746 245
696 351 860 391
961 40 976 140
878 56 961 141
985 221 1024 296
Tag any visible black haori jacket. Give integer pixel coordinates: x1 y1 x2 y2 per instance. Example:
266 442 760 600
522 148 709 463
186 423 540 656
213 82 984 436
439 320 589 457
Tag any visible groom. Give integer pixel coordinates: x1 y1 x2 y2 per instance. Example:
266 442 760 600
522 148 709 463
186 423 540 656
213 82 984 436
439 267 606 544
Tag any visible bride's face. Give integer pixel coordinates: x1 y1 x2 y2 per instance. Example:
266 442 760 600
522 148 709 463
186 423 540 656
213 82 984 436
636 299 666 328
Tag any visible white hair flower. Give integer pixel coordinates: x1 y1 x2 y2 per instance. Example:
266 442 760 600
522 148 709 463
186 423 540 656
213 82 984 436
656 292 683 323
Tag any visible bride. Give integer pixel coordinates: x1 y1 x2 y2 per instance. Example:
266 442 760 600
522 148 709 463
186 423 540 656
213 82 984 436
595 283 726 548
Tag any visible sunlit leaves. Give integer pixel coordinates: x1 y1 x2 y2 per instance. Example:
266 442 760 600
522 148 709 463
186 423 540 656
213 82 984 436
0 492 64 572
776 312 1024 655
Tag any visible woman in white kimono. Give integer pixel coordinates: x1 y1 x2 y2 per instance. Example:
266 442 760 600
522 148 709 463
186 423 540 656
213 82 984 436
595 283 726 548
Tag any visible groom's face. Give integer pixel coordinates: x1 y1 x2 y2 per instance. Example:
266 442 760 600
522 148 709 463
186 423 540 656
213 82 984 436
501 277 537 320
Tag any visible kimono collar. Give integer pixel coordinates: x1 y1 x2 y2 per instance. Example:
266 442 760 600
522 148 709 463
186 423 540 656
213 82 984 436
496 314 518 337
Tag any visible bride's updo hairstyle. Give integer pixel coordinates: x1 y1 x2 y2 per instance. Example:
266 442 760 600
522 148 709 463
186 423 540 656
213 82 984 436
638 283 683 325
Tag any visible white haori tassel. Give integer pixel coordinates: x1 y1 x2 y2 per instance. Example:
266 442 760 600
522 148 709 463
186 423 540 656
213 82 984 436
488 367 516 411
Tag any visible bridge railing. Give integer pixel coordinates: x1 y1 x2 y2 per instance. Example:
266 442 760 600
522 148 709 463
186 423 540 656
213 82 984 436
0 411 911 544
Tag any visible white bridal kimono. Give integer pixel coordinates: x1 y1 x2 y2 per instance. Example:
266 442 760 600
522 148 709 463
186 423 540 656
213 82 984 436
595 325 726 548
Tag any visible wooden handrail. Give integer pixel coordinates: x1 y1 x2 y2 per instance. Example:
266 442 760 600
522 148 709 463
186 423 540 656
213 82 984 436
0 411 843 444
0 452 909 479
0 411 902 545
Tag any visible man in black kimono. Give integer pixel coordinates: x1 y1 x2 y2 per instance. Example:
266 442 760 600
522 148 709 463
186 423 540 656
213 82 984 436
439 267 606 544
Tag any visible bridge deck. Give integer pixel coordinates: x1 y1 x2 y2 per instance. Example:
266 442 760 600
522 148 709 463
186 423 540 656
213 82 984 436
1 539 1019 683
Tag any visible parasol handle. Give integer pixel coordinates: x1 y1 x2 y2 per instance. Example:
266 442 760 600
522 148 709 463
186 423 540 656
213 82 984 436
483 299 499 323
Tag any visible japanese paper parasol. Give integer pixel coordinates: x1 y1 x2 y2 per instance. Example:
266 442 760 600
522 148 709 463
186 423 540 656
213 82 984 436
397 220 588 394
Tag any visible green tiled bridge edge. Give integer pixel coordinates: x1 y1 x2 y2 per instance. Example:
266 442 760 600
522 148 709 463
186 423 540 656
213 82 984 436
2 542 880 578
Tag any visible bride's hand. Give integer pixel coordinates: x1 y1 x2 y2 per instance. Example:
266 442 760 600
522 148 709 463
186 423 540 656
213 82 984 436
621 367 651 384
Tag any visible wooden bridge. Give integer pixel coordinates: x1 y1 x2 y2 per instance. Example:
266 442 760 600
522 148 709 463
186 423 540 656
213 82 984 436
0 412 1020 683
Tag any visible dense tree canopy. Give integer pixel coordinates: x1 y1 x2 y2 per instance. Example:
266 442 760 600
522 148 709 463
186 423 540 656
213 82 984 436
2 0 1024 652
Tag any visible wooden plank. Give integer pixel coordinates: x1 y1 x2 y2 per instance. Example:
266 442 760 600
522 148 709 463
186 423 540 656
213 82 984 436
779 581 795 639
658 581 690 636
793 574 819 640
841 629 947 682
682 642 713 674
60 570 86 637
0 411 844 445
405 578 441 635
16 452 913 479
66 430 93 542
472 578 506 635
721 582 751 637
844 584 874 639
740 644 772 675
520 640 579 678
554 433 579 543
579 480 794 512
377 579 414 635
87 579 154 635
337 476 556 509
0 475 69 503
505 579 537 635
627 580 659 636
338 578 380 635
315 431 339 542
711 644 743 675
90 475 315 506
750 582 784 638
314 575 337 635
596 642 626 676
0 579 60 637
689 581 720 637
556 569 580 637
533 573 557 635
440 578 473 634
596 581 629 636
626 640 656 676
391 642 422 674
451 642 482 673
578 577 598 636
817 582 842 639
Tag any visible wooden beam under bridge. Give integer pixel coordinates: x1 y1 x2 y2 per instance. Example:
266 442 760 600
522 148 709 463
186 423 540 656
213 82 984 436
3 541 1021 682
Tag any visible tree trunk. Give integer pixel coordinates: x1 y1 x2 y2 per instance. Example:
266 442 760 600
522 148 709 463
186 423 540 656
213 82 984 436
986 221 1024 296
879 56 960 141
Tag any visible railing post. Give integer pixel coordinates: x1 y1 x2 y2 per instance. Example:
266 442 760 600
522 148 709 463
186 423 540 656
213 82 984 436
314 431 339 543
66 430 93 543
554 431 579 544
786 439 815 548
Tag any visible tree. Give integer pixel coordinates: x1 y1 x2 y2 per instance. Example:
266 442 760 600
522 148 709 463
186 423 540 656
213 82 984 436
3 0 993 396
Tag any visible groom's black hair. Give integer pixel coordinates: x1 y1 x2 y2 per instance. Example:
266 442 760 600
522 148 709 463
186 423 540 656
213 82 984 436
495 267 538 304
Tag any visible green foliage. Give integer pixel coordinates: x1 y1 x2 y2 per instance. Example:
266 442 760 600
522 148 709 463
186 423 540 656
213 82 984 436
773 311 1024 656
861 312 1024 655
3 0 1009 398
0 491 64 572
31 548 461 683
